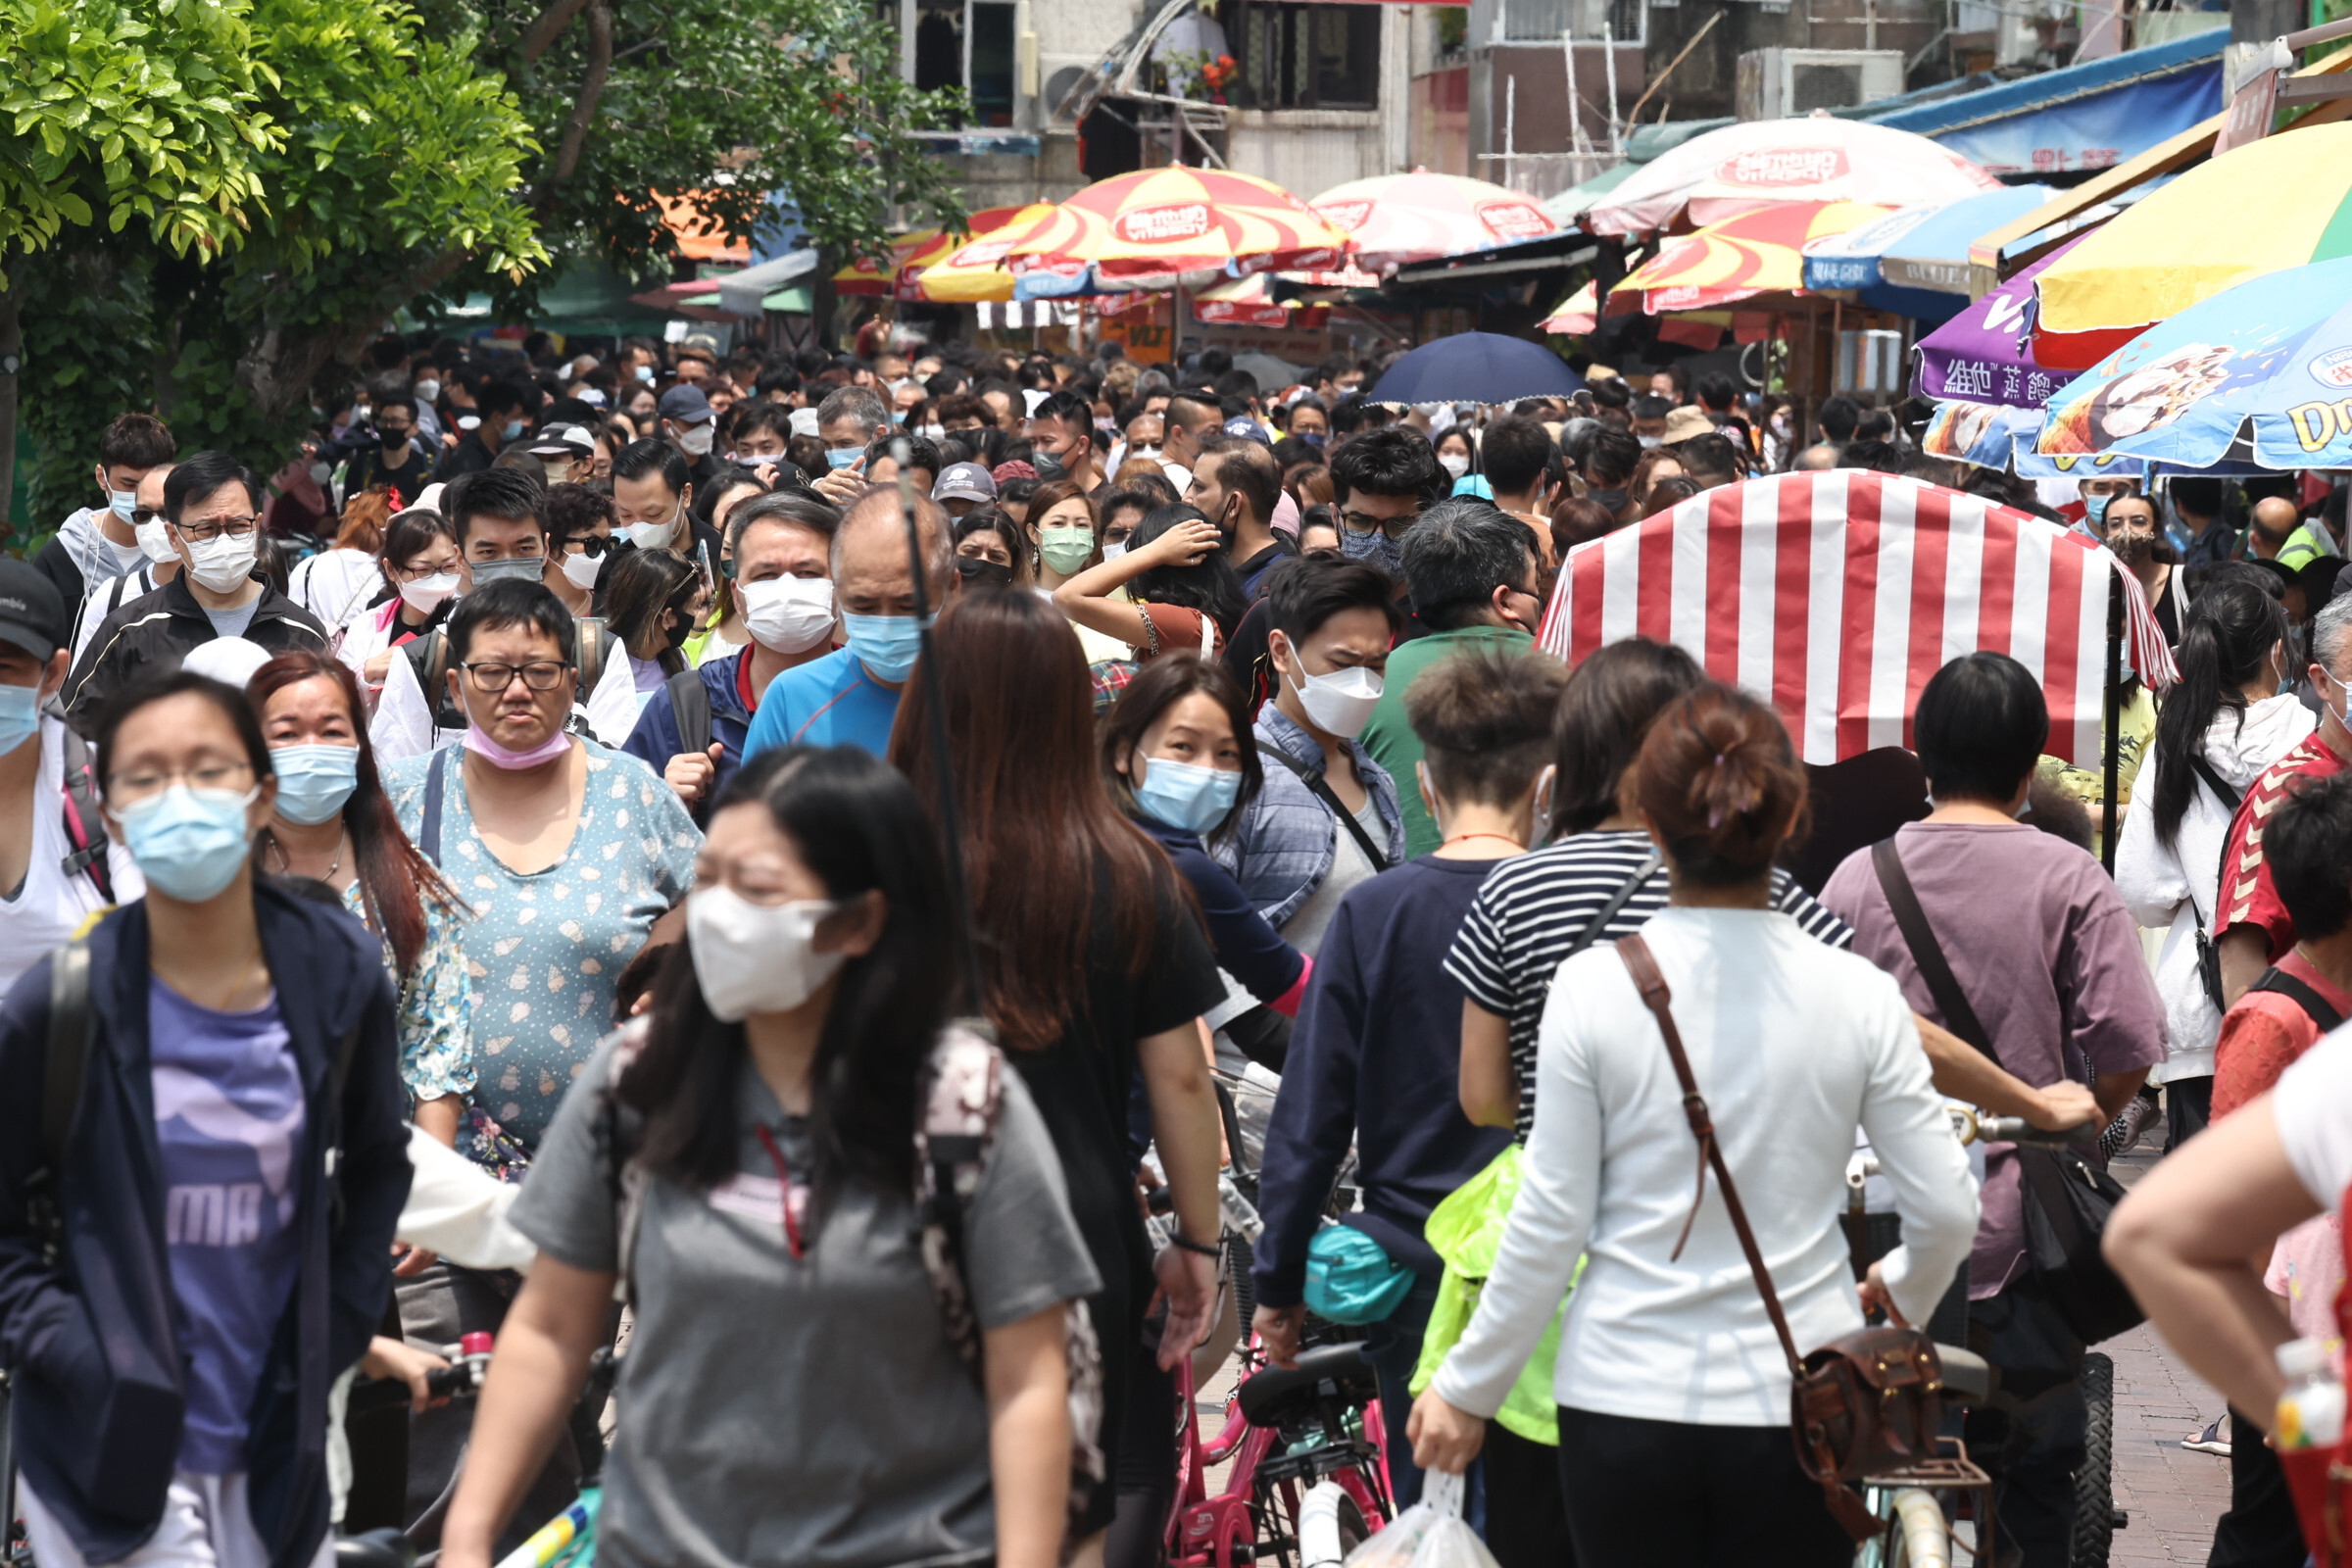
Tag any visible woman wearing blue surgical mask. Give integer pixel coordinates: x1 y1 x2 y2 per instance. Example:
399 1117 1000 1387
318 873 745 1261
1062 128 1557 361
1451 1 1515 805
0 559 142 994
248 651 473 1161
0 668 411 1568
1102 655 1310 1035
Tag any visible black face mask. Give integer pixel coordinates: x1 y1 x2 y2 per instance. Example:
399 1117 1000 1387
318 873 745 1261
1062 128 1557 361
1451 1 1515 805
1032 448 1068 482
662 609 694 649
1588 486 1629 514
956 557 1013 588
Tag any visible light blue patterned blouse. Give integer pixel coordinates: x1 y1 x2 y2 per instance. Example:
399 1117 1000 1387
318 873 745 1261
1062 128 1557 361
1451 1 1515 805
382 740 702 1151
341 877 474 1102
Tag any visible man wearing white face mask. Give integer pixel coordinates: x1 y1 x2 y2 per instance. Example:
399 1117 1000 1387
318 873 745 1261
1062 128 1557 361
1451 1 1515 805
32 412 177 614
657 384 723 494
612 437 719 564
1211 556 1406 956
65 451 330 727
70 462 181 662
0 560 143 992
625 496 839 817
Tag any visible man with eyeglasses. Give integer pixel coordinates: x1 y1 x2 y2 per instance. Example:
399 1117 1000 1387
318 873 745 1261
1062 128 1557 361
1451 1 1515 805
368 466 638 762
64 450 329 727
1330 427 1445 615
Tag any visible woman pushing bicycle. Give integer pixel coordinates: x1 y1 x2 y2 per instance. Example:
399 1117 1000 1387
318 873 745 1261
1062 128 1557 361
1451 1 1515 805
438 745 1102 1568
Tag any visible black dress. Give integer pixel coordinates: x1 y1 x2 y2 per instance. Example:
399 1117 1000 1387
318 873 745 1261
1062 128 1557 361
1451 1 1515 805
1002 867 1223 1538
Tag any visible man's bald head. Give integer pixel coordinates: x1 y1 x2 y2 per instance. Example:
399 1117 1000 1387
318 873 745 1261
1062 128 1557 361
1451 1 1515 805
1793 444 1840 471
2253 496 2302 550
833 486 952 616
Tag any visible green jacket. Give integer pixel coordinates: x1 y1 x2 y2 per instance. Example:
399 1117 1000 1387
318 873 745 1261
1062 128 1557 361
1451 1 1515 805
1357 622 1536 858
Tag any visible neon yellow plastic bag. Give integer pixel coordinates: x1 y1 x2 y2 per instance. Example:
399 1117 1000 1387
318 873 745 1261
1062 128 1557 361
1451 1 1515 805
1408 1145 1575 1446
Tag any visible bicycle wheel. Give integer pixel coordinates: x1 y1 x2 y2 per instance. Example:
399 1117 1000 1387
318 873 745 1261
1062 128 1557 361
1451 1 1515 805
2069 1352 2115 1568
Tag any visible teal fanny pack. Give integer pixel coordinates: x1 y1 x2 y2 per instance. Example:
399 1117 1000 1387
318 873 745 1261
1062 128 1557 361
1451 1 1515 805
1303 1223 1414 1324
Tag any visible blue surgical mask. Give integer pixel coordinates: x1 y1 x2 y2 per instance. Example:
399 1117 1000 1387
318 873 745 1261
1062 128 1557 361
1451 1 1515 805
825 447 863 471
503 418 527 442
2084 492 2113 527
0 683 39 755
1299 431 1326 449
842 612 930 683
109 490 138 522
114 783 259 902
1134 756 1241 836
270 744 359 826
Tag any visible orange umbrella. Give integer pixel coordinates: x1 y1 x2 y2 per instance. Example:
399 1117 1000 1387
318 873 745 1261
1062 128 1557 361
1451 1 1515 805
1616 201 1890 313
914 203 1060 303
1001 166 1349 289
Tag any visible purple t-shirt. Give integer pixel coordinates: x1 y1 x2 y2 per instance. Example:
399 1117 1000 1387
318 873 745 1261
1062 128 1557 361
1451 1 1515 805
1820 821 2166 1299
150 978 306 1474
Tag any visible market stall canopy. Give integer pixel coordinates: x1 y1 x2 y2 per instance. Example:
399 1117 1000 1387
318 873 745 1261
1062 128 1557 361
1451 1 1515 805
914 203 1059 303
2034 255 2352 469
1192 273 1323 326
1617 201 1890 312
1001 166 1348 290
1584 114 1998 237
716 250 820 318
1534 470 2176 765
1540 281 1598 335
2030 123 2352 369
1803 185 2057 311
1913 234 2085 409
1867 26 2225 178
1307 171 1557 273
1363 332 1584 405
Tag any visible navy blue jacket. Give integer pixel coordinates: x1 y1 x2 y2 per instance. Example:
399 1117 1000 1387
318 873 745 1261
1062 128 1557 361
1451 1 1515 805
623 647 756 814
1251 856 1512 1308
1137 817 1304 1008
0 883 411 1567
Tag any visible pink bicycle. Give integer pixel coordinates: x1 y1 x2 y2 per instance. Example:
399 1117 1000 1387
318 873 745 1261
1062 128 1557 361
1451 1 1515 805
1164 1335 1393 1568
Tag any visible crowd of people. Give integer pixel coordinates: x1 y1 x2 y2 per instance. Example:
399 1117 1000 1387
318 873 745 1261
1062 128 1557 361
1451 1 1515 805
0 320 2349 1568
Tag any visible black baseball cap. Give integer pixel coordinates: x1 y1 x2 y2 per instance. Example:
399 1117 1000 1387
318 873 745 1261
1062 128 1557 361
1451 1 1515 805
0 559 69 663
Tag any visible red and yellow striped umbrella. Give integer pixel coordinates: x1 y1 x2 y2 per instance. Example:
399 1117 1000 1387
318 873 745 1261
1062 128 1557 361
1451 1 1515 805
833 209 1034 300
1001 166 1349 287
1616 201 1890 313
914 203 1060 303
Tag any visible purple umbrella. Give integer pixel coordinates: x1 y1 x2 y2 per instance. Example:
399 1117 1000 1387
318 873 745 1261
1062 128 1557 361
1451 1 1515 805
1913 234 2087 409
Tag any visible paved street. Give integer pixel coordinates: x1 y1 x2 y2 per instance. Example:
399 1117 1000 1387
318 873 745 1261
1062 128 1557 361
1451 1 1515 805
2104 1143 2231 1567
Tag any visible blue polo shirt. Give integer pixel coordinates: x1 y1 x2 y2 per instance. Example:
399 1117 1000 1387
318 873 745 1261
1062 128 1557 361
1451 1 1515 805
741 646 902 760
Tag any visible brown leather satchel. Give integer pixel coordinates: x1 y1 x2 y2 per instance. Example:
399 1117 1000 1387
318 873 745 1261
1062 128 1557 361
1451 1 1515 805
1616 933 1946 1544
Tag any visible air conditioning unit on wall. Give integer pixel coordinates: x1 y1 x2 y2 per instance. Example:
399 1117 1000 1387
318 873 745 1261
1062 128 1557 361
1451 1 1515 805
1736 49 1906 119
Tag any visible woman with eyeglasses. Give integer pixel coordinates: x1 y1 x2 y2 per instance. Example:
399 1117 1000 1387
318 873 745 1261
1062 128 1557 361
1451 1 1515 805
338 507 464 707
64 450 334 727
0 668 411 1568
380 576 700 1543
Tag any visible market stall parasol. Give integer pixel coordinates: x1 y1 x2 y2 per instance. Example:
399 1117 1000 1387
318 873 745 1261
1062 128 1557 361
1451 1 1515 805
1799 185 2055 320
1584 114 2000 237
1613 201 1892 312
999 166 1349 292
1539 281 1599 335
2032 255 2352 469
912 202 1059 303
1306 171 1558 273
2030 123 2352 370
1534 472 2176 798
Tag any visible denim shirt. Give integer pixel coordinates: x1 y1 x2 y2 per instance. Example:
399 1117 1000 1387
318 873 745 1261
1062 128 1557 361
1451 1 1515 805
1212 705 1406 929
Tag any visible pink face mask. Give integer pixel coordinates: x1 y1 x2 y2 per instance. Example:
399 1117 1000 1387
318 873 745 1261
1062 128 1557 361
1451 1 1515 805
462 722 573 770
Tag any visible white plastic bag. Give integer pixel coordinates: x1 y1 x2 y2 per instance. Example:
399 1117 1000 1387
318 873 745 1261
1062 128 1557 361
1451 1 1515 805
1341 1472 1500 1568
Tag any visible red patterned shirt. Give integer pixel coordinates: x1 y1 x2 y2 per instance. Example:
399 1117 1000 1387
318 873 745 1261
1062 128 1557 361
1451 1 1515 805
2216 732 2350 960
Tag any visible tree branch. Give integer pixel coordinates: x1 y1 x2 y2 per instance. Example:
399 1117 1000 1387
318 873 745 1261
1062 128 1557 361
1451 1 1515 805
534 0 612 208
515 0 590 66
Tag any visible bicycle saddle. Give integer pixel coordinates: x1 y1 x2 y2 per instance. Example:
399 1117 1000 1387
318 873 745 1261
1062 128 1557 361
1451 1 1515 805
1240 1343 1378 1428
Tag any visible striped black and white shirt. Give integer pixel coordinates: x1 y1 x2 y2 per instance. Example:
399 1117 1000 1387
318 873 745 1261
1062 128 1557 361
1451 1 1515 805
1444 830 1853 1141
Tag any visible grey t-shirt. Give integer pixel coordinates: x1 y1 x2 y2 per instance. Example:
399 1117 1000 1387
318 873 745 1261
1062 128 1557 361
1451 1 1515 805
202 594 262 641
1278 797 1386 957
511 1035 1102 1568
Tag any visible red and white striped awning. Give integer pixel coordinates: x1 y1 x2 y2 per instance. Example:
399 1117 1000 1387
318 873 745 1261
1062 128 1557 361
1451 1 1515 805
1535 471 2177 766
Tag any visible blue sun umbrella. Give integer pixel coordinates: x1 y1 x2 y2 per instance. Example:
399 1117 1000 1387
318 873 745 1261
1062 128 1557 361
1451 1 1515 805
1363 332 1584 406
2034 255 2352 470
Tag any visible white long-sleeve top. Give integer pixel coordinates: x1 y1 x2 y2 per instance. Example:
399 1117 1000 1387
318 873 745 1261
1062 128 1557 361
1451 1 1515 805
2114 694 2314 1084
1431 907 1979 1428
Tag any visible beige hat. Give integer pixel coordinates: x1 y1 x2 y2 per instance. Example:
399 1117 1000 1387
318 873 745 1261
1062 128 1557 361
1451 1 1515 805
1661 405 1716 445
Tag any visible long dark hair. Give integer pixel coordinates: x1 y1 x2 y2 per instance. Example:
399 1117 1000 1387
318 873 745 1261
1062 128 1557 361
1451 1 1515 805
1130 504 1246 641
889 589 1184 1054
1100 653 1264 845
246 652 466 979
2151 573 2289 850
1549 637 1703 837
605 546 700 675
617 746 957 1200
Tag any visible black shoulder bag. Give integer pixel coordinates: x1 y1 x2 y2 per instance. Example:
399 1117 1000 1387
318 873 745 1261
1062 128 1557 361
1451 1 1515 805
2184 756 2242 1013
1869 838 2145 1345
1255 741 1391 873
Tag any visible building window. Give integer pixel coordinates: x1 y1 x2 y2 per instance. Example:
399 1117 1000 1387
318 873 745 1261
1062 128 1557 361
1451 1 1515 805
1229 2 1383 111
